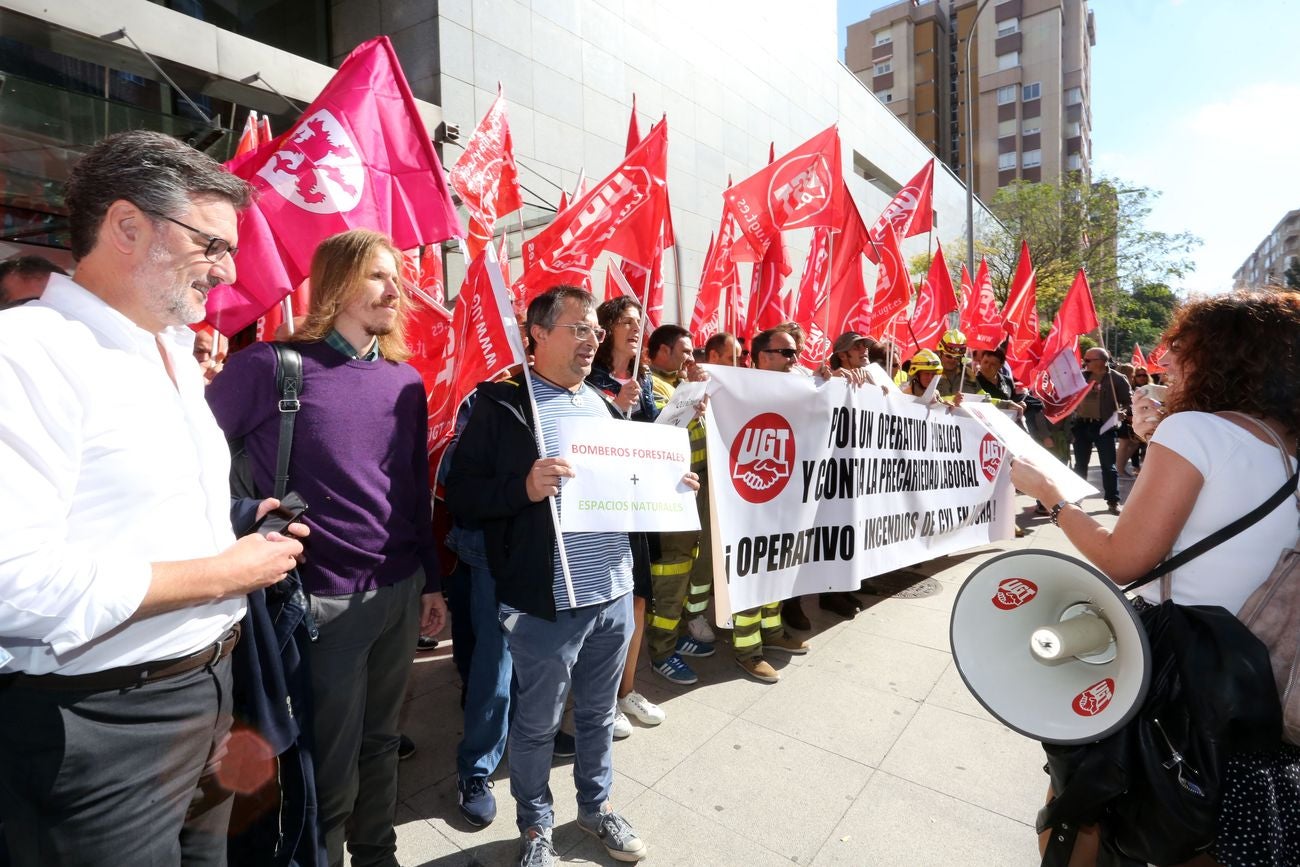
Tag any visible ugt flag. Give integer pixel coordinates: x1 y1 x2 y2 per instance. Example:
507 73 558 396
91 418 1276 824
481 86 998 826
206 36 463 335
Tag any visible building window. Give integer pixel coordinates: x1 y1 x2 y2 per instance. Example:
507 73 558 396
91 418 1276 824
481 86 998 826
1022 149 1042 168
1022 82 1041 101
997 51 1019 71
875 61 892 75
996 84 1017 104
1022 122 1041 136
875 30 892 46
997 18 1019 36
998 152 1017 170
1067 154 1083 171
1066 86 1083 105
877 89 894 103
998 119 1017 136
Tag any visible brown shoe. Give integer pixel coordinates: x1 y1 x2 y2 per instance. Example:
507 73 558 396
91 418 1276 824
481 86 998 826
782 597 811 631
1107 501 1121 515
762 631 809 655
735 656 779 683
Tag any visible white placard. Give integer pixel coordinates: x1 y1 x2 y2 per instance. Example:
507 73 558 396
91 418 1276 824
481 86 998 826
865 363 902 392
960 401 1098 503
556 417 699 532
654 380 708 428
1046 349 1088 399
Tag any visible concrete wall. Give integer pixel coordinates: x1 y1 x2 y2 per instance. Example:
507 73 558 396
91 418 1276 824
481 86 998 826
424 0 992 323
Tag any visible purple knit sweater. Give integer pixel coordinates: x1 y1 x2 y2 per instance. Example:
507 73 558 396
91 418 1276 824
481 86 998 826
207 341 439 596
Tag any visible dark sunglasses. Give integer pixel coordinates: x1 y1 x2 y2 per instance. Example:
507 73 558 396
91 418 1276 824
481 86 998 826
761 347 799 359
150 212 238 262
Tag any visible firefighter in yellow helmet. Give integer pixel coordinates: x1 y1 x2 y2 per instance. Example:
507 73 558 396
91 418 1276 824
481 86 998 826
904 349 942 398
935 329 981 401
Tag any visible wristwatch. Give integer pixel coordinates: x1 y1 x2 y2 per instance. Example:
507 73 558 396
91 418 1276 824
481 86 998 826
1049 500 1073 526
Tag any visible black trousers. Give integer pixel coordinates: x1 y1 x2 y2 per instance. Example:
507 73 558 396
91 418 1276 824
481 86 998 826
0 655 235 867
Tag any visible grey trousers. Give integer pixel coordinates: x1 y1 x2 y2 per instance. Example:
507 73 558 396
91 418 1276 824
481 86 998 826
307 572 421 867
0 655 235 867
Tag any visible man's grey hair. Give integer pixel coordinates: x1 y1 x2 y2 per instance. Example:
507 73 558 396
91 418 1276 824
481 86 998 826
64 130 253 260
1085 347 1111 363
525 286 596 351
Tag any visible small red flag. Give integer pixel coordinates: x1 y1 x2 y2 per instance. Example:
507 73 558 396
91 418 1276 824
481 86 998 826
516 122 668 302
625 94 641 154
1146 343 1168 374
691 218 741 345
864 161 935 263
891 242 957 354
823 182 872 337
1003 240 1042 379
450 91 524 260
234 112 260 158
1131 343 1147 370
866 224 911 334
722 125 841 262
961 258 1005 351
1030 269 1099 423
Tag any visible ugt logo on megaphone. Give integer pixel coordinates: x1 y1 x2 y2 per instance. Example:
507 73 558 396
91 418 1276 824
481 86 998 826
991 577 1037 610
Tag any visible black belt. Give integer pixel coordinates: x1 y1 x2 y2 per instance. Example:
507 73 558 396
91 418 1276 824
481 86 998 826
10 623 241 692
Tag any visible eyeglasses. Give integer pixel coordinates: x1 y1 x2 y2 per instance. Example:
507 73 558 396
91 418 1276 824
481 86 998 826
150 212 238 262
761 347 799 359
553 323 606 343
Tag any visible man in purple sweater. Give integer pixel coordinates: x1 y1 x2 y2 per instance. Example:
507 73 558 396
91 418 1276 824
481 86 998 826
208 229 446 867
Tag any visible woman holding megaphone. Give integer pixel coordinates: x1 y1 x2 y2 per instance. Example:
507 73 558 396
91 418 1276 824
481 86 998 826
1010 290 1300 867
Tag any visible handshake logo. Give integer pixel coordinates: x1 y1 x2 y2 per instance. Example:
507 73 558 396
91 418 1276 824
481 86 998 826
729 413 795 504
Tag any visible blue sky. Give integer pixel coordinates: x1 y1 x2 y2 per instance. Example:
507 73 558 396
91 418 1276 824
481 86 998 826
837 0 1300 293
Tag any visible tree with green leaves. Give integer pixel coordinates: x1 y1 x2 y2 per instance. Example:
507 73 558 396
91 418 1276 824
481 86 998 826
941 176 1200 354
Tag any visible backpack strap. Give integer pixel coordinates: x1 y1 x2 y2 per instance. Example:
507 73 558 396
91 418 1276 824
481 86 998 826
270 343 303 500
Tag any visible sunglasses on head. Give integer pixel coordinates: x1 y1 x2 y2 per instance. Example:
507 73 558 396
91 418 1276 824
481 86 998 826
761 347 798 359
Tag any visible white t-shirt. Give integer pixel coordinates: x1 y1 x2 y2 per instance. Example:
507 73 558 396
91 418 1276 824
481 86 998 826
1135 411 1299 611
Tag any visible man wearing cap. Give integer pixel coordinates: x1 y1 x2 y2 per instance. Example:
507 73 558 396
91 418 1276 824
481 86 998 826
830 331 873 371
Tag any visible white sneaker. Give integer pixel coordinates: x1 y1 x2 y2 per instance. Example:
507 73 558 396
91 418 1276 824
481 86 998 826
612 709 633 739
687 615 716 644
618 691 666 726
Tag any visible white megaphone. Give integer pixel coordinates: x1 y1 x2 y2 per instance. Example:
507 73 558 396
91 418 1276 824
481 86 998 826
950 550 1151 745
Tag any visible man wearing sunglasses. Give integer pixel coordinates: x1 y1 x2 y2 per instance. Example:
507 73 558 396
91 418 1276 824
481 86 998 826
0 130 305 865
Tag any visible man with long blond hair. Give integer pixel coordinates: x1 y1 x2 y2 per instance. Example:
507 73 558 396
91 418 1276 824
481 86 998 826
208 228 446 867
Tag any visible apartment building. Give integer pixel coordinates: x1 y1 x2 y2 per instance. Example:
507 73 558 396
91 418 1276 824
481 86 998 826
1233 210 1300 289
846 0 1095 199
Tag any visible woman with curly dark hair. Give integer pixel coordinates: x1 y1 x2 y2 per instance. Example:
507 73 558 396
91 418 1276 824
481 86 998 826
586 295 658 421
1012 290 1300 866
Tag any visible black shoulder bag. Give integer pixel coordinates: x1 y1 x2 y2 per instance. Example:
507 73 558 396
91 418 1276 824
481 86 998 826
1039 456 1299 867
229 343 302 500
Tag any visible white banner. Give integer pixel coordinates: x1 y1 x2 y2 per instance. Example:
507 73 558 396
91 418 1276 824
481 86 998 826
959 402 1098 503
557 417 699 533
654 380 707 428
704 367 1015 618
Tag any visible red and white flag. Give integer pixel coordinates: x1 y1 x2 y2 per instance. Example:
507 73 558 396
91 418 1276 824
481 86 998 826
1131 343 1147 370
1030 269 1098 423
449 90 524 261
1146 343 1168 374
722 125 841 262
864 160 935 263
515 121 668 303
865 223 911 334
890 241 956 354
822 182 872 337
206 36 463 335
961 258 1005 351
691 217 742 345
793 227 834 370
1003 240 1043 380
234 111 260 158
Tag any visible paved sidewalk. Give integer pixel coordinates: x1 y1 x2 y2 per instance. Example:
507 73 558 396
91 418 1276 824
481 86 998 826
391 470 1132 866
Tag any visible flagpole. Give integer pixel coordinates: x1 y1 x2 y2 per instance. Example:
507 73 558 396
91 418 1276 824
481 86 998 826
483 243 578 608
610 263 650 420
672 240 685 325
280 296 294 335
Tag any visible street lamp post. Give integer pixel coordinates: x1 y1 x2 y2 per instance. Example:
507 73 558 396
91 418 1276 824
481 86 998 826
964 0 993 271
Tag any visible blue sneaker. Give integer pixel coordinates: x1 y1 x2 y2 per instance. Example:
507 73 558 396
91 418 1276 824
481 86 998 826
457 776 496 827
652 653 699 685
675 635 715 658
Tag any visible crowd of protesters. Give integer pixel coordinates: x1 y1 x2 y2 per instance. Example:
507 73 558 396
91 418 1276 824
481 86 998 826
0 130 1217 867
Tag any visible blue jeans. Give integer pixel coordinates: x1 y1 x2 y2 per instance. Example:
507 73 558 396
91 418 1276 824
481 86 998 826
449 527 512 782
1072 420 1120 503
500 592 634 832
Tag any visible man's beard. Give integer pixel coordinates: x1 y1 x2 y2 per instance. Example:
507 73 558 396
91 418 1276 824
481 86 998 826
140 238 213 326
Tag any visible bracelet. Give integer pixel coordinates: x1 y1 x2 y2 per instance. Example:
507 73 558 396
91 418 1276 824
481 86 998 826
1049 500 1072 526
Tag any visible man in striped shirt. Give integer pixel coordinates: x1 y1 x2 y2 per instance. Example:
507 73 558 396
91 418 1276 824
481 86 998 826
447 287 697 867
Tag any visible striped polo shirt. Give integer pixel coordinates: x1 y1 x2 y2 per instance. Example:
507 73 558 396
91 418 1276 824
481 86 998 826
507 375 633 612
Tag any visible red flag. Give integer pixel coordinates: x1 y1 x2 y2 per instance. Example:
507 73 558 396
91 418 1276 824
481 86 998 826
1030 269 1099 423
234 112 260 158
891 242 957 354
691 217 741 345
722 125 841 262
748 238 793 335
961 258 1005 351
258 115 273 147
865 224 910 334
625 94 641 154
450 92 524 261
1003 240 1042 379
206 36 463 335
515 122 668 302
1131 343 1147 370
793 227 834 370
864 161 935 263
822 182 872 336
1146 343 1168 374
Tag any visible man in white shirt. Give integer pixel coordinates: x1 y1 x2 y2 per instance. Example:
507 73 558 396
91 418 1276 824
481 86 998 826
0 130 305 866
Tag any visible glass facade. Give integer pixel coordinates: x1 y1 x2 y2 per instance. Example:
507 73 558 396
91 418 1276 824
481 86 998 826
153 0 330 65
